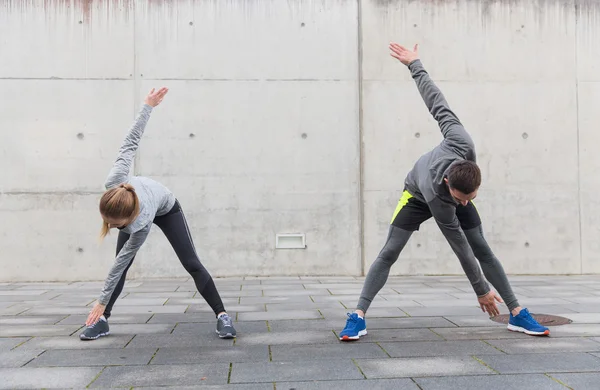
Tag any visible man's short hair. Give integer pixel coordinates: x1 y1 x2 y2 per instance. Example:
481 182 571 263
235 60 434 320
447 160 481 194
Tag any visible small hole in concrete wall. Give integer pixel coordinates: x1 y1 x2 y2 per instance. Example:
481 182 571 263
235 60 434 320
417 243 421 248
522 132 528 139
415 132 420 138
525 242 530 248
413 23 418 27
189 21 194 26
77 247 84 253
78 20 83 24
301 133 307 139
189 133 195 138
77 133 84 140
521 24 525 28
301 22 305 27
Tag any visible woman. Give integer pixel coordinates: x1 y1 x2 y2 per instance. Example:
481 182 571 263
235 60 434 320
80 87 236 340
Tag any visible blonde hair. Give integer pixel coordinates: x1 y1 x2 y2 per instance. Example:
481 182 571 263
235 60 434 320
99 183 140 239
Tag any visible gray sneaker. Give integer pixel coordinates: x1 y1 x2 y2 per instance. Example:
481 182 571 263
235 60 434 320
216 314 236 339
80 318 110 340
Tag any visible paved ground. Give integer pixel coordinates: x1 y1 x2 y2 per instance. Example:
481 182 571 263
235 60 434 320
1 276 600 389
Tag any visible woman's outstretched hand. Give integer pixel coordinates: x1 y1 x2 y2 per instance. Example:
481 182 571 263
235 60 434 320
144 87 169 107
86 302 106 326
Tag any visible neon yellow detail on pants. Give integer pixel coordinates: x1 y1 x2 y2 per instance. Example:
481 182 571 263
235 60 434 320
390 190 413 224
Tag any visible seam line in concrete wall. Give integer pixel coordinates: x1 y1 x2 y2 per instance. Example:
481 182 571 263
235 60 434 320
575 0 583 274
357 0 365 276
133 0 140 178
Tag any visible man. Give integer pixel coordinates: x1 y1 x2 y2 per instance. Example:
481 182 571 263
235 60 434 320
339 43 549 341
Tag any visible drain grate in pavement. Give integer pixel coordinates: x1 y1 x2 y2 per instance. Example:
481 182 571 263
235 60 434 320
491 313 572 326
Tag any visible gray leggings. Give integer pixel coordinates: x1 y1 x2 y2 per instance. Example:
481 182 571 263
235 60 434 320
357 225 520 313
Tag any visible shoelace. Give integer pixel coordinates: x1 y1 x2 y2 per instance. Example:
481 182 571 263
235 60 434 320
220 315 233 327
346 313 357 325
520 311 537 326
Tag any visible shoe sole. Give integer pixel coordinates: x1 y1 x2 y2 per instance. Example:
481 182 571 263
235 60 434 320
80 331 110 341
507 324 550 336
340 329 367 341
216 329 236 339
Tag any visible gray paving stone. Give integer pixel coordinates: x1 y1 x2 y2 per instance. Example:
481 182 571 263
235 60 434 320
219 290 263 297
0 316 65 325
549 373 600 390
523 305 579 314
164 297 238 306
58 313 153 325
134 385 272 390
0 349 44 367
413 299 481 307
339 300 422 309
487 337 600 354
566 304 600 313
279 379 419 390
357 328 443 343
414 374 566 390
0 290 48 296
310 295 357 303
443 315 505 327
109 304 190 315
559 313 600 323
106 323 175 335
266 302 345 311
238 310 322 321
111 298 169 306
173 321 267 335
0 294 58 302
241 296 313 305
356 356 493 378
550 324 600 337
230 360 363 383
479 352 600 373
19 306 90 315
124 291 196 299
243 284 306 291
147 312 220 324
381 293 449 300
402 306 490 317
188 304 264 313
0 367 102 389
91 363 230 387
0 306 30 315
430 326 525 340
17 335 134 349
319 307 408 319
0 325 82 337
379 340 502 357
125 334 234 348
0 337 29 351
365 317 457 329
271 342 388 361
121 286 179 293
151 345 269 364
268 319 340 332
264 289 331 296
236 330 338 346
27 347 156 367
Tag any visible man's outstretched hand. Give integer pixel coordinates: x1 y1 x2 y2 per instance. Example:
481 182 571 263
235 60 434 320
389 43 419 66
478 290 504 317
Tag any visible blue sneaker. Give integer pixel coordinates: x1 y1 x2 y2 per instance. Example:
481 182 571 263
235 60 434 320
339 313 367 341
507 308 550 336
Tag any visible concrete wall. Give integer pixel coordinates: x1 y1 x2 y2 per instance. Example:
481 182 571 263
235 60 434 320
0 0 597 282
